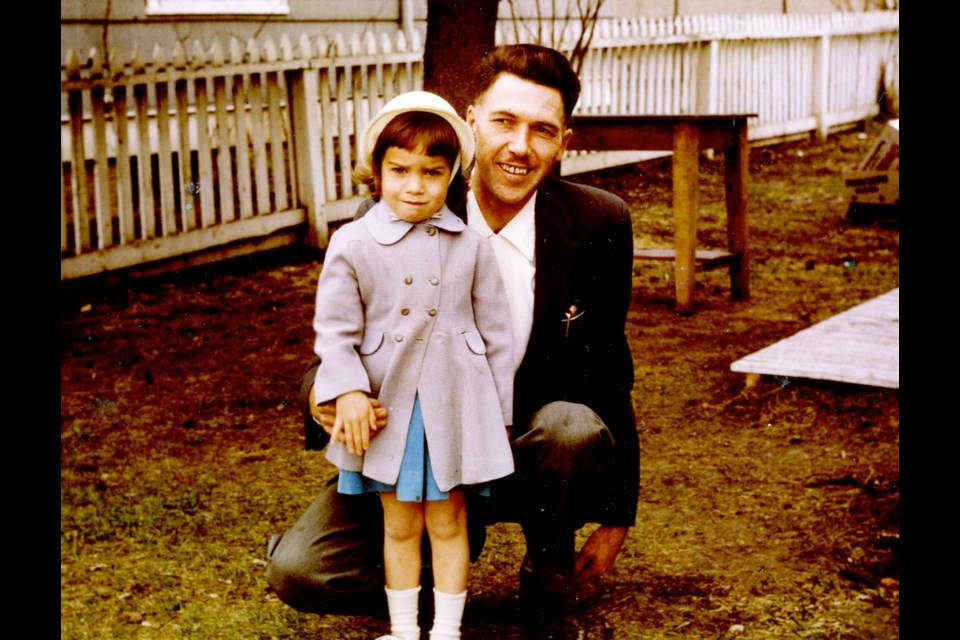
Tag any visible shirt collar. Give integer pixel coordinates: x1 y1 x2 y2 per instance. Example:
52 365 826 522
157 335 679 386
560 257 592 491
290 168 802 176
466 190 537 262
364 200 465 245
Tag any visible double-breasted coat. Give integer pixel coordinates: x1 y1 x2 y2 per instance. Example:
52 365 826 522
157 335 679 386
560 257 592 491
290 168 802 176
313 200 515 493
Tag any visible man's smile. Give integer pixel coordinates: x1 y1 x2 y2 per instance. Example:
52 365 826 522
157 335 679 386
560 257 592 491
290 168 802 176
499 163 533 176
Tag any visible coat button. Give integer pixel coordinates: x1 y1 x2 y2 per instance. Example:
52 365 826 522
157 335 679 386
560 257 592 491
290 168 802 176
429 277 439 286
427 309 437 317
401 308 410 315
404 277 413 284
394 334 404 342
426 227 437 236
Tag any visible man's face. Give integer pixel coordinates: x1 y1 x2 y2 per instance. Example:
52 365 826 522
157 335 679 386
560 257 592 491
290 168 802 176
466 73 572 214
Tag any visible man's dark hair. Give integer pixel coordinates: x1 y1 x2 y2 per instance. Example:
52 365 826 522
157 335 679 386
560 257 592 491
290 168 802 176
473 44 581 123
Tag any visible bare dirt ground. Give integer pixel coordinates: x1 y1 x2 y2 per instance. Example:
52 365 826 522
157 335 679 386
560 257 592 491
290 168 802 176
60 122 899 639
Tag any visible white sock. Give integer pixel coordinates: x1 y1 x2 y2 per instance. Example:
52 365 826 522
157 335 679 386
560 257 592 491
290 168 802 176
384 585 420 639
429 589 467 640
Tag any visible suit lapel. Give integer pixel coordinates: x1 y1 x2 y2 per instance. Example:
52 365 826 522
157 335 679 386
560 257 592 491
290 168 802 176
531 180 577 336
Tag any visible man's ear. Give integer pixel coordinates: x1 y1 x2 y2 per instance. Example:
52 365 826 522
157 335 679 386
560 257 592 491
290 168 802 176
556 127 573 162
465 104 477 128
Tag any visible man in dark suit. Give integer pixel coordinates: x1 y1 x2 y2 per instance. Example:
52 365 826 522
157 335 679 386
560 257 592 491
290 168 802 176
267 44 638 640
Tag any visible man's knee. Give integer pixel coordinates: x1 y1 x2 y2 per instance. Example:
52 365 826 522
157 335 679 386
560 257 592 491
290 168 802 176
265 488 387 614
266 533 386 614
265 538 315 610
508 401 616 484
524 401 614 457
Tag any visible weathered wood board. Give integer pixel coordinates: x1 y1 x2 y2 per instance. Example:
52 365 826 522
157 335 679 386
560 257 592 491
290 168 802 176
730 288 899 389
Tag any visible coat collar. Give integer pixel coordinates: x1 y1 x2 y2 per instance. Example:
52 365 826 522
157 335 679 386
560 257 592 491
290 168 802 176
454 178 574 239
364 200 466 245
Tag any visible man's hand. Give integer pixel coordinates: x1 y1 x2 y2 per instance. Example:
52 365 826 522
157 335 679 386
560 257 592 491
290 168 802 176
574 525 628 584
308 384 388 441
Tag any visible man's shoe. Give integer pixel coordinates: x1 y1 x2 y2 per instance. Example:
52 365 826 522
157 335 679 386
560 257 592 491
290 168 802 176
529 615 585 640
518 567 585 640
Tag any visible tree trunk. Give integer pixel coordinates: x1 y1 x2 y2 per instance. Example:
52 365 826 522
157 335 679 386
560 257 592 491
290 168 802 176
423 0 499 115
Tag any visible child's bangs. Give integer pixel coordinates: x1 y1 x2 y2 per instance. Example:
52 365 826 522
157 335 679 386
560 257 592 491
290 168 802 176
377 112 460 164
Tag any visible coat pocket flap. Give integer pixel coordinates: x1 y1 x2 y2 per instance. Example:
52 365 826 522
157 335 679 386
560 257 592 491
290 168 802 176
359 330 385 355
462 329 487 355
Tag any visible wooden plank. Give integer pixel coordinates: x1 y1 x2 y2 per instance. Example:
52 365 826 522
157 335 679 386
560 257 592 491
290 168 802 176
266 69 288 211
350 65 365 198
382 57 397 104
232 73 254 219
248 70 271 215
68 85 91 252
175 76 196 230
318 66 336 202
61 144 69 253
155 80 177 235
634 248 739 270
559 150 670 176
566 114 756 153
91 85 114 249
212 72 235 223
286 66 328 248
336 67 352 199
730 289 899 389
637 43 650 113
193 77 216 228
133 80 155 239
60 208 306 280
626 44 639 112
113 86 135 244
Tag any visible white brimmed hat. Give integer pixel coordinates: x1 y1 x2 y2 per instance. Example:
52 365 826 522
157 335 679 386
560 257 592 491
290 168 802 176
357 91 475 180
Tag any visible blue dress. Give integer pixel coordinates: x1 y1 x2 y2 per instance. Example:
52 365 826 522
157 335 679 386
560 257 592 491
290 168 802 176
337 394 489 502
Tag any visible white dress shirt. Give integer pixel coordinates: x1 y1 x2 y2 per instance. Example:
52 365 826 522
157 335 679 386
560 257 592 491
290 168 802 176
466 190 536 374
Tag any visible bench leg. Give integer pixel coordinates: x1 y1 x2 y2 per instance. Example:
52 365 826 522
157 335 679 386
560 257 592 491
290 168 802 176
672 122 700 314
725 121 750 300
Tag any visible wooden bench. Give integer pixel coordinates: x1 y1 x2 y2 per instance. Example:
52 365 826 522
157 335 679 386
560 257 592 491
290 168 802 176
566 114 756 314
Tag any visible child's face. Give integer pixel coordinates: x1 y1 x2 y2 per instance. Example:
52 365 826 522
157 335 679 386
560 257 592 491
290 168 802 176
379 145 452 223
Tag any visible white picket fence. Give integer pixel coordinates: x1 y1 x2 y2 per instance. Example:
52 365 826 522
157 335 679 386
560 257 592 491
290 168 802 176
60 12 899 281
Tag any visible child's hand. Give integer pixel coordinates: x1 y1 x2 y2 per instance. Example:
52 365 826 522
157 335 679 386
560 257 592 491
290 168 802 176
331 391 378 455
311 385 388 436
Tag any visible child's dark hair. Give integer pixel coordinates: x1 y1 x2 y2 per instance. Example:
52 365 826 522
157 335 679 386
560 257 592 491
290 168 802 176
354 111 469 209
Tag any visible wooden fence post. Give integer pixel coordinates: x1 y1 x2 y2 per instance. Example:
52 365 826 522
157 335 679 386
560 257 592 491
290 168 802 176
286 37 328 249
696 39 719 114
813 31 830 142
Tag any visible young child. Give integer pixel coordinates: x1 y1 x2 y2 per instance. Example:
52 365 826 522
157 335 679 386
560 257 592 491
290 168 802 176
311 91 515 640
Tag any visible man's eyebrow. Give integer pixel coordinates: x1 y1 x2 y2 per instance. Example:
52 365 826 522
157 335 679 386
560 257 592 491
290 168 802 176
487 109 560 131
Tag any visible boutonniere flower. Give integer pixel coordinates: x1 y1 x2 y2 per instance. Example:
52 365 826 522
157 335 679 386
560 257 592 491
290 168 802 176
562 304 585 337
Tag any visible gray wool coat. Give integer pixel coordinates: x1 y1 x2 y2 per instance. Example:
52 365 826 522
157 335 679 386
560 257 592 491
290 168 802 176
312 200 515 492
